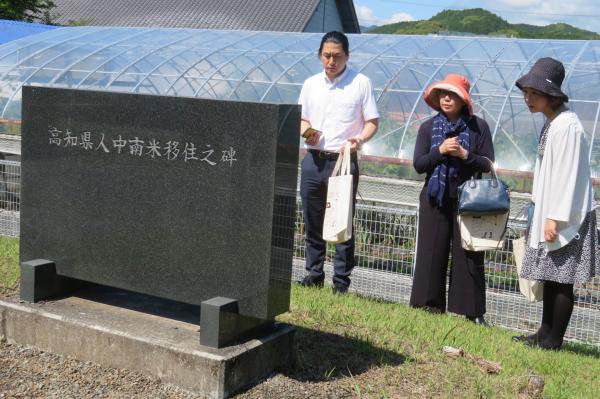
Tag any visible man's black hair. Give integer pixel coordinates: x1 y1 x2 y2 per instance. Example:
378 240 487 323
318 31 349 55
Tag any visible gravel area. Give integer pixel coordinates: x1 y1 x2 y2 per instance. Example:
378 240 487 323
0 342 202 399
0 341 364 399
0 288 418 398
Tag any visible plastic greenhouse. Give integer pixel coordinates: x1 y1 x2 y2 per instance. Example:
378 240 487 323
2 26 600 175
0 19 57 45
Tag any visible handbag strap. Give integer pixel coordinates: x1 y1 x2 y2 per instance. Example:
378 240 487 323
331 143 352 177
494 212 510 251
331 149 344 177
342 142 351 175
488 212 510 252
470 156 499 188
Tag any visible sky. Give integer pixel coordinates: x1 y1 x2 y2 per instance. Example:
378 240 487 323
354 0 600 33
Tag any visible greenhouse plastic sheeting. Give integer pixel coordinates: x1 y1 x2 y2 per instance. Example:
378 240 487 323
1 27 600 174
0 19 57 45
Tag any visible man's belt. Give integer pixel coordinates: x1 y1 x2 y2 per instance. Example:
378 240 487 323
309 149 357 161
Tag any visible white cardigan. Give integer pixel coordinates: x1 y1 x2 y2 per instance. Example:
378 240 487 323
529 110 596 251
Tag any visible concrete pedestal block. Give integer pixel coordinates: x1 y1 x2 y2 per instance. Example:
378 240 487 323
20 259 83 303
200 297 267 348
0 288 294 399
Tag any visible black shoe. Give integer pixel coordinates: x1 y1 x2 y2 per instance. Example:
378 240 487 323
538 341 562 351
422 306 443 314
524 338 562 351
332 284 348 294
466 316 489 327
299 275 324 288
512 333 538 344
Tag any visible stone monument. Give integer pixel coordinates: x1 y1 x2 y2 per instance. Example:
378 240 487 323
19 86 299 347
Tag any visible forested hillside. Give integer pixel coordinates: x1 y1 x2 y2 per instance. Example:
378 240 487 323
371 8 600 39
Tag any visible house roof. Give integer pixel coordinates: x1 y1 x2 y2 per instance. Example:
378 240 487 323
49 0 360 32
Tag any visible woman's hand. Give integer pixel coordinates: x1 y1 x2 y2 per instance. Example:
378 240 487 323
448 145 468 160
544 218 558 242
441 137 468 160
438 137 459 154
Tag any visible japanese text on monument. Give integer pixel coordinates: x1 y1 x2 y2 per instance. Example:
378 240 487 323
47 126 238 167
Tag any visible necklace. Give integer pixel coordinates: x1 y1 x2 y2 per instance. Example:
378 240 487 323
538 105 566 158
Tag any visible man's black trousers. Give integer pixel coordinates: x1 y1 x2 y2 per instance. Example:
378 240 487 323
300 150 359 288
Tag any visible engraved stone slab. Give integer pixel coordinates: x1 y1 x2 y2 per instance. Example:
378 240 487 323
20 86 300 320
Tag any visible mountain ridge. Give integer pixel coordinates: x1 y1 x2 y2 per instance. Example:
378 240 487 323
370 8 600 40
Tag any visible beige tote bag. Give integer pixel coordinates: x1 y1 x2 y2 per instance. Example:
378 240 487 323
322 143 353 244
458 212 508 251
513 236 544 302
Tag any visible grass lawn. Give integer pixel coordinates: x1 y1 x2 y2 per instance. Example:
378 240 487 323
277 285 600 398
1 237 599 397
0 236 18 294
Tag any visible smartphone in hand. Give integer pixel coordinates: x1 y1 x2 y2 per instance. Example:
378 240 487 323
302 127 320 139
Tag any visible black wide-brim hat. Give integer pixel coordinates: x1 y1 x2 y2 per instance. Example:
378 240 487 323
516 57 569 102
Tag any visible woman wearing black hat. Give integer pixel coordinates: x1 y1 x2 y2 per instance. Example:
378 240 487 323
513 57 599 350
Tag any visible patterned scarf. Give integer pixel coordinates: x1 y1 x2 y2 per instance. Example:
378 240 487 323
427 112 471 207
537 122 550 159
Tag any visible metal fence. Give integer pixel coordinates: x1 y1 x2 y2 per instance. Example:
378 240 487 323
2 159 600 345
0 159 19 238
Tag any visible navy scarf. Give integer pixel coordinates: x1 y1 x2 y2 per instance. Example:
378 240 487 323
427 112 471 207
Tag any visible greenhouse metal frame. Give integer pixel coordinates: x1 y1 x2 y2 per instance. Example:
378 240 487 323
2 27 600 345
1 27 600 173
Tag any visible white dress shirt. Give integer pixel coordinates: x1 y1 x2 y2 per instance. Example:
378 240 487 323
298 67 379 152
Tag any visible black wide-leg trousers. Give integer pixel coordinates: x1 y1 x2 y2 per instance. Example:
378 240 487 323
409 188 487 316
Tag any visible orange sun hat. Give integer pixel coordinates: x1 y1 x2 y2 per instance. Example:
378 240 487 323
424 74 473 115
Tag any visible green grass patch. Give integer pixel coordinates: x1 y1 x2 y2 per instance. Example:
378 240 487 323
277 285 600 398
2 236 598 397
0 236 19 294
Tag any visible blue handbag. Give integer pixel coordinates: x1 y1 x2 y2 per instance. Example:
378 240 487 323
457 157 510 216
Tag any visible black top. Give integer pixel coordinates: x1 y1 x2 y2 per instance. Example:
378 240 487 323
413 115 495 198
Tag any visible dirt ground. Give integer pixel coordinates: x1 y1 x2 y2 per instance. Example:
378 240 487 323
0 340 420 399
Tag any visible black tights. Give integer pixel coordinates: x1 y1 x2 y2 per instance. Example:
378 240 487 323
534 281 574 349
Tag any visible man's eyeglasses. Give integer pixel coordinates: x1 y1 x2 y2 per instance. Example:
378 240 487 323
321 53 345 61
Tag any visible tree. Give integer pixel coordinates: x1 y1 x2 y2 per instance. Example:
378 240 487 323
0 0 56 23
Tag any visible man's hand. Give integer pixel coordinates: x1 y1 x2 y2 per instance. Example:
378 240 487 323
345 136 362 153
544 218 558 242
300 120 320 146
304 131 320 146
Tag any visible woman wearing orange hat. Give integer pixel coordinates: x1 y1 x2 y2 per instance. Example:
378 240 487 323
409 74 494 325
512 58 598 350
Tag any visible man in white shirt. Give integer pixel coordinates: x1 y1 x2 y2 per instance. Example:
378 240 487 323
298 31 379 294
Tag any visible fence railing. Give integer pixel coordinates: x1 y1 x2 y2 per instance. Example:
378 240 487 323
2 159 600 345
0 159 19 238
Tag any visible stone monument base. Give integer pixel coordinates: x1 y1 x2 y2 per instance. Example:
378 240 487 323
0 286 294 399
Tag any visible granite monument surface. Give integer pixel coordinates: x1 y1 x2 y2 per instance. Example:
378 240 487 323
20 86 300 347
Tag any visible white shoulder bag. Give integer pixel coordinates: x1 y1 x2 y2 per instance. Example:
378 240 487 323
322 143 354 244
513 236 544 302
458 212 509 251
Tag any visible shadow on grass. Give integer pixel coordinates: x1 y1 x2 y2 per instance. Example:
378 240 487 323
282 325 406 382
562 342 600 358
